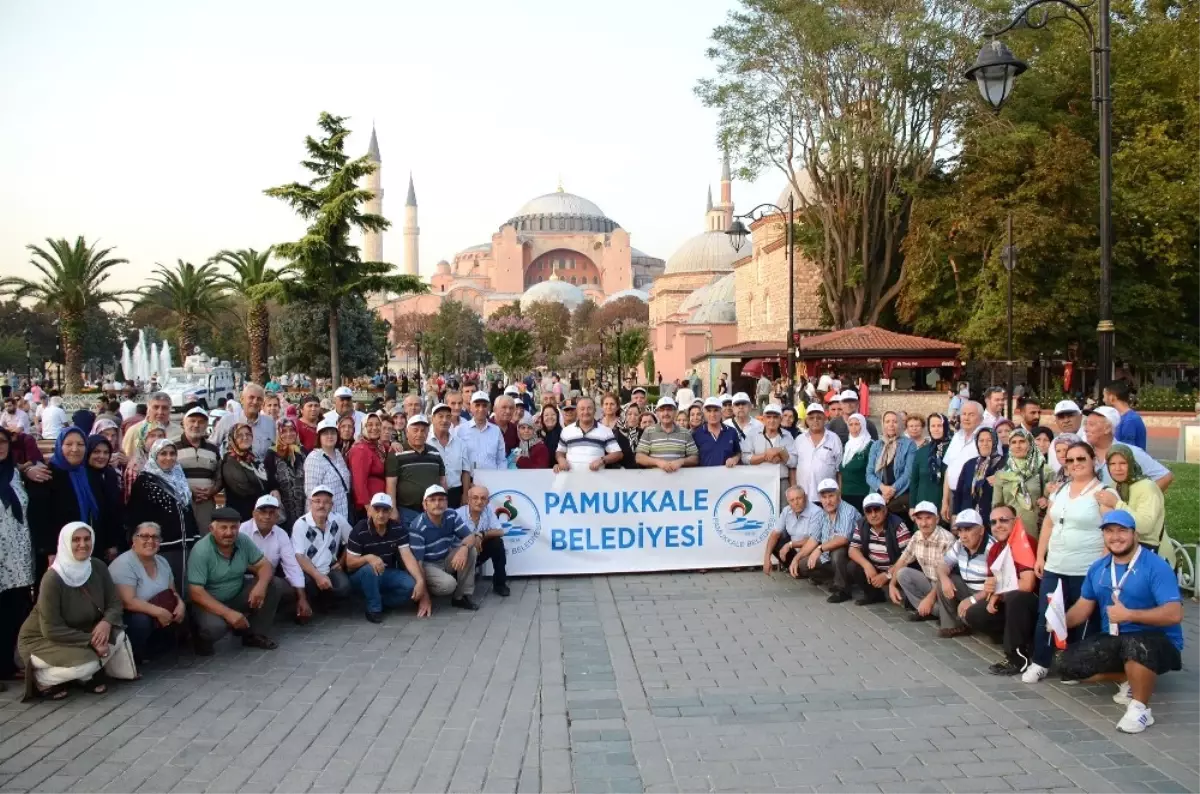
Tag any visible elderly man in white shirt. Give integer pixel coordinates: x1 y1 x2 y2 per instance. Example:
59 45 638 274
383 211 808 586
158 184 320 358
239 494 312 624
940 400 983 521
793 403 843 500
428 402 472 507
323 386 368 438
459 391 507 471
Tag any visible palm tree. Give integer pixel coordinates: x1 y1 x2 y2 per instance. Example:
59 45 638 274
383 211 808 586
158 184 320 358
137 260 231 354
0 237 130 393
210 247 289 385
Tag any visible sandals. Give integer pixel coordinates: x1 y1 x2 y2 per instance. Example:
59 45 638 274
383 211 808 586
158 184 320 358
241 634 278 650
85 672 108 694
38 683 70 700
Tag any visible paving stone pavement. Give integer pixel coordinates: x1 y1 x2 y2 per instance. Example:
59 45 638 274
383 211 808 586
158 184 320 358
0 571 1196 794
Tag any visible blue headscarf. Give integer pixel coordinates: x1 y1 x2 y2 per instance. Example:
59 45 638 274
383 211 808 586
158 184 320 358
49 426 100 525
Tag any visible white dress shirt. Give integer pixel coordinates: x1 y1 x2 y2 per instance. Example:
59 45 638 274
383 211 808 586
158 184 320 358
239 520 305 588
725 417 764 463
458 420 507 471
793 429 843 500
752 430 797 480
942 429 979 491
429 430 471 489
455 504 494 535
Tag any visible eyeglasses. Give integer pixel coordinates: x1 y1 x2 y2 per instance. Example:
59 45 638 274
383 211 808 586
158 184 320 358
1065 456 1090 464
864 506 885 513
133 534 161 542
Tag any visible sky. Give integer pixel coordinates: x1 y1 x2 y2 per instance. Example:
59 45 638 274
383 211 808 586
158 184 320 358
0 0 785 290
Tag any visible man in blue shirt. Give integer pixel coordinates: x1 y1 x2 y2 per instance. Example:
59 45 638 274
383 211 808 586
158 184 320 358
1061 510 1183 734
792 479 860 602
692 397 741 467
1104 380 1148 450
408 484 482 611
762 485 821 574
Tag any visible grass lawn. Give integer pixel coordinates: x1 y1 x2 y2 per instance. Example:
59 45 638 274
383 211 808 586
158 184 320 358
1165 461 1198 546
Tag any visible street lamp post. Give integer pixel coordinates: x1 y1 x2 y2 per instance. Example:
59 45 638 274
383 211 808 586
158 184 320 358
726 194 796 393
22 329 31 388
1002 212 1017 420
965 0 1114 386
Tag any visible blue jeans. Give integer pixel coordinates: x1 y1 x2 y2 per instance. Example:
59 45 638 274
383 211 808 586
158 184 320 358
351 566 416 613
1032 571 1100 668
124 611 176 661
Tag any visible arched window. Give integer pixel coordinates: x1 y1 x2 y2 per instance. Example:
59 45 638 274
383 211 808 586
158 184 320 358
592 276 598 284
570 276 576 284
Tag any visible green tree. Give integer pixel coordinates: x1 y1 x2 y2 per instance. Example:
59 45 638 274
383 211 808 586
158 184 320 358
210 247 291 384
277 296 389 379
525 301 571 365
696 0 992 327
485 314 535 378
0 236 131 392
427 300 488 370
138 260 231 354
265 112 425 386
571 299 600 341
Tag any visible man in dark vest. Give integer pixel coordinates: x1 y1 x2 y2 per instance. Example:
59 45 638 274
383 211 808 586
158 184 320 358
845 492 913 605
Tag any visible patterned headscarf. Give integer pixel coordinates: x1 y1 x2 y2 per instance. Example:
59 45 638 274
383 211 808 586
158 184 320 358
229 422 257 464
274 418 301 460
1106 444 1145 503
142 438 193 507
927 412 952 480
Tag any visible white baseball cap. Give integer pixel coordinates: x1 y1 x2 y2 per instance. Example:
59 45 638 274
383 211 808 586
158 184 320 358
470 390 490 404
1053 400 1081 415
762 404 782 416
732 392 752 405
334 386 354 398
504 385 520 395
254 494 280 510
310 485 335 498
184 406 209 419
407 413 430 426
720 394 733 404
423 484 447 499
703 397 723 409
316 417 338 433
839 390 860 402
655 396 676 410
817 478 840 493
432 402 451 414
369 492 393 508
1091 405 1121 431
954 508 985 528
633 387 647 395
806 402 826 414
862 493 887 510
912 500 939 516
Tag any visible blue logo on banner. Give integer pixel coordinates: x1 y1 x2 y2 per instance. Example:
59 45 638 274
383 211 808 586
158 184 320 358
489 490 542 555
712 485 775 548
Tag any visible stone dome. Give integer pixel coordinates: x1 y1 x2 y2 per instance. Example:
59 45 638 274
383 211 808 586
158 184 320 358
435 260 451 274
677 280 717 315
516 191 606 219
664 230 749 275
686 273 736 324
507 189 619 233
602 289 649 305
520 273 586 313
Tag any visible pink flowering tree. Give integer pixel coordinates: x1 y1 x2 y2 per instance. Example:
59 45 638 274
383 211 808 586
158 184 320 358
485 314 535 378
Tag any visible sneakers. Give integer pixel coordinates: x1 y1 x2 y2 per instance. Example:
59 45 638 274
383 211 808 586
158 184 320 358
1021 663 1049 684
1116 701 1154 733
988 660 1024 676
1113 681 1133 705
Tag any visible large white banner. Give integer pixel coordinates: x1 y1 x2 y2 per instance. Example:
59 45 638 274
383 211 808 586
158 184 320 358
472 465 781 576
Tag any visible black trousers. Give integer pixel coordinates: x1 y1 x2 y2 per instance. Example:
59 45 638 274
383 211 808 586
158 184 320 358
477 536 507 588
847 563 887 602
0 586 32 679
446 486 464 510
771 534 799 568
964 589 1038 662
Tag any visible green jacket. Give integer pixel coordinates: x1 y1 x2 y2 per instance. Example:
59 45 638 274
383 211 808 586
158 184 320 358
840 448 871 497
910 443 943 508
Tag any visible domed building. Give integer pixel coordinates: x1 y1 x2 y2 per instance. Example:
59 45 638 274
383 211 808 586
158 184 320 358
368 128 665 334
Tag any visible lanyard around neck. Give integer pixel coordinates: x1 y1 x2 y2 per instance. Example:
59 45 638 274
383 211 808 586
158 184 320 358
1110 544 1142 593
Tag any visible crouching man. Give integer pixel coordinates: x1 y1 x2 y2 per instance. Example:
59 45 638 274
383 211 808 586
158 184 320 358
409 485 481 611
1059 509 1184 734
344 493 430 623
457 485 510 597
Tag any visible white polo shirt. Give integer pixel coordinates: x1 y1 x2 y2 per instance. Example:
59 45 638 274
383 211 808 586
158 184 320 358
793 429 843 500
943 429 979 491
428 430 471 489
290 511 352 575
559 422 620 468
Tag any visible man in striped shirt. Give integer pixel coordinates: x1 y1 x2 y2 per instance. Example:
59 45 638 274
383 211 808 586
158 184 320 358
174 405 221 532
934 509 995 638
845 492 913 606
408 485 481 611
635 397 698 472
556 397 622 472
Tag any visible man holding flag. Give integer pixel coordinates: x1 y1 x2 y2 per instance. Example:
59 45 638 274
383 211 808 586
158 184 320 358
963 505 1040 675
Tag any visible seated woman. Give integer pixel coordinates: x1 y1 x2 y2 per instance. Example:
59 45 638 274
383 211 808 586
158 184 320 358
109 521 186 663
17 522 124 700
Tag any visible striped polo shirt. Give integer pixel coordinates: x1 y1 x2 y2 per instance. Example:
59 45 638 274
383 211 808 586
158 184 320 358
944 536 996 591
636 425 698 462
559 422 620 468
408 509 471 564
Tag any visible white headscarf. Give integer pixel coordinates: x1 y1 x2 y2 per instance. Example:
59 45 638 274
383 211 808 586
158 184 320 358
51 521 95 588
842 412 872 466
142 438 193 507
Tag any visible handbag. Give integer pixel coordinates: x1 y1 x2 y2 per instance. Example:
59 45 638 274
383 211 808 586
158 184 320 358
148 588 178 613
103 630 139 680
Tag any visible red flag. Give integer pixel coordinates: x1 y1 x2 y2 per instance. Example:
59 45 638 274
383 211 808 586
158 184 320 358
1008 518 1038 570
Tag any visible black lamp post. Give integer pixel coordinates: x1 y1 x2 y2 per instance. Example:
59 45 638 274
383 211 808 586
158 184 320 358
965 0 1114 386
727 193 796 392
1002 212 1017 420
22 328 31 387
414 332 424 397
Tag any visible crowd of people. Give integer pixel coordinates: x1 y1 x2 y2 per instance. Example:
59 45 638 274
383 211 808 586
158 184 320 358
0 373 1184 737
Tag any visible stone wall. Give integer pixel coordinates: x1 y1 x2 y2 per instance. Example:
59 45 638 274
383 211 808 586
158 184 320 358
866 390 952 421
734 216 825 345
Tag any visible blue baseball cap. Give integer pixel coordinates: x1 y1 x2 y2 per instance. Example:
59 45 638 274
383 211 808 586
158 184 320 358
1100 509 1137 530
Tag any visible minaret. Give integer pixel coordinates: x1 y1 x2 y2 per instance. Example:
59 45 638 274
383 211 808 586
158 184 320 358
718 152 734 229
363 126 383 264
403 173 419 277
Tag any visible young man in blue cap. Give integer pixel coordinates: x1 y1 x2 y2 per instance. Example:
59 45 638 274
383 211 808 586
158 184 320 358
1060 509 1184 733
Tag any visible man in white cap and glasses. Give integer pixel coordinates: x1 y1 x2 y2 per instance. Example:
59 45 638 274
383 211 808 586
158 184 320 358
175 404 221 532
386 413 447 525
624 386 649 414
827 389 877 446
889 500 955 622
1086 406 1172 492
635 397 699 472
239 494 312 624
793 403 843 502
344 492 430 622
459 391 507 472
725 392 763 450
790 479 858 599
749 404 796 504
694 397 741 468
408 484 481 611
719 393 734 422
932 508 995 638
844 492 913 606
1053 399 1087 441
324 386 367 437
